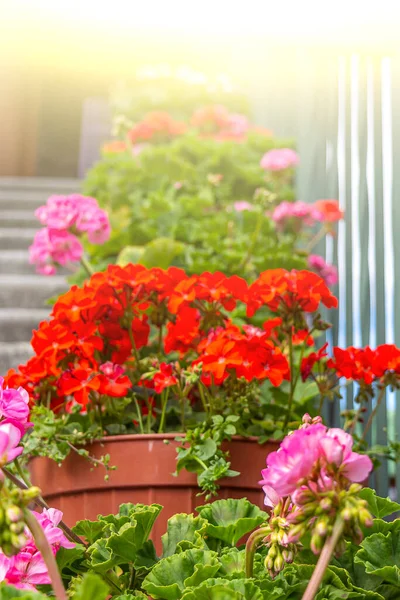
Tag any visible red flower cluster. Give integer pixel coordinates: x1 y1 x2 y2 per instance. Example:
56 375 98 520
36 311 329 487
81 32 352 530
5 265 337 417
246 269 338 317
128 111 187 144
328 345 400 385
191 104 249 141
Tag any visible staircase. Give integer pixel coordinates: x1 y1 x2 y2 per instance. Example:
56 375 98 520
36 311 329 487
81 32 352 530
0 178 81 374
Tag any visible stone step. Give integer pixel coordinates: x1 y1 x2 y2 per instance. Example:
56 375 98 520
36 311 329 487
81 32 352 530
0 178 82 210
0 229 37 250
0 275 67 309
0 177 82 191
0 309 50 342
0 250 70 276
0 210 39 229
0 342 33 374
0 251 36 275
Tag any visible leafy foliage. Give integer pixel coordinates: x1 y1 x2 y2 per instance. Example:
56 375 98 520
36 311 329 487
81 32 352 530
2 494 400 599
83 133 303 280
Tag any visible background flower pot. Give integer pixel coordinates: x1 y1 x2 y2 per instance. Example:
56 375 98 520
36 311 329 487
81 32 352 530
29 434 278 550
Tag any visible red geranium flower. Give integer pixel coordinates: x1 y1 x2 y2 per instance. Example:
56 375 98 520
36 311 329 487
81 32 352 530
314 199 344 222
58 368 101 408
301 343 329 381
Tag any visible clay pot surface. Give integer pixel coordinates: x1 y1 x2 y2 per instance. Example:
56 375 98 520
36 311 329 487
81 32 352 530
30 434 279 551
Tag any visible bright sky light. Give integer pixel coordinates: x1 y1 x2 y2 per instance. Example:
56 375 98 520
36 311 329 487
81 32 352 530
4 0 399 43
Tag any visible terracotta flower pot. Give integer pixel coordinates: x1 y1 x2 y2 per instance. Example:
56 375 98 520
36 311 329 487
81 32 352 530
29 434 279 551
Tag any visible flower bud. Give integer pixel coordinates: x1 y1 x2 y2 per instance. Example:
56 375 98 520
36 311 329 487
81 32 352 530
341 507 352 521
348 483 362 494
282 548 295 564
10 522 25 535
293 487 315 506
334 538 347 558
22 487 41 502
315 519 329 538
320 497 332 512
359 508 373 528
287 523 306 543
287 509 306 525
267 544 277 559
351 524 364 545
6 506 23 523
311 533 324 555
274 554 285 575
265 554 275 572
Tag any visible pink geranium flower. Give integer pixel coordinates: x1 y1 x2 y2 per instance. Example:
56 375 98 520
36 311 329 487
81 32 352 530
0 378 30 424
30 509 75 551
0 508 74 590
29 229 83 275
1 550 50 590
260 148 299 171
272 201 323 232
0 421 24 465
32 193 111 275
308 255 338 287
233 201 253 212
320 428 373 483
259 422 373 503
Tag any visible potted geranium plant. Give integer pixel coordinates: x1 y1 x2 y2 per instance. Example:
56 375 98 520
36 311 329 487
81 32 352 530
5 258 400 541
79 106 336 282
0 398 398 600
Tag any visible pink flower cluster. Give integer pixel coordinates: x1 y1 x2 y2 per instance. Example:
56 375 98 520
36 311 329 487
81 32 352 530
260 148 299 171
308 255 338 287
272 201 324 231
0 508 74 590
29 194 110 275
259 419 373 506
0 378 31 468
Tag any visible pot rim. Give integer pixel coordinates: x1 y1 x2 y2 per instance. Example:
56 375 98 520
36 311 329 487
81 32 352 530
82 433 278 444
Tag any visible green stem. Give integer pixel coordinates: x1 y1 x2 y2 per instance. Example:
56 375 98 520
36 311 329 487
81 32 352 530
192 455 209 471
127 319 141 366
305 225 328 253
24 509 68 600
284 333 295 429
158 324 163 354
318 394 325 415
302 517 344 600
238 208 264 272
245 527 271 578
198 383 208 414
14 458 31 489
80 255 94 276
158 389 169 433
362 386 387 441
133 396 144 433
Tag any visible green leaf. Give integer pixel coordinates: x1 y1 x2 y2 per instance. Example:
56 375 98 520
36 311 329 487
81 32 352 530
196 499 267 546
162 513 208 557
113 594 148 600
56 544 86 572
359 488 400 518
355 531 400 587
142 549 220 600
0 585 47 599
140 238 185 269
72 519 106 544
181 578 262 600
72 573 109 600
218 548 246 578
89 537 117 572
117 245 145 266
